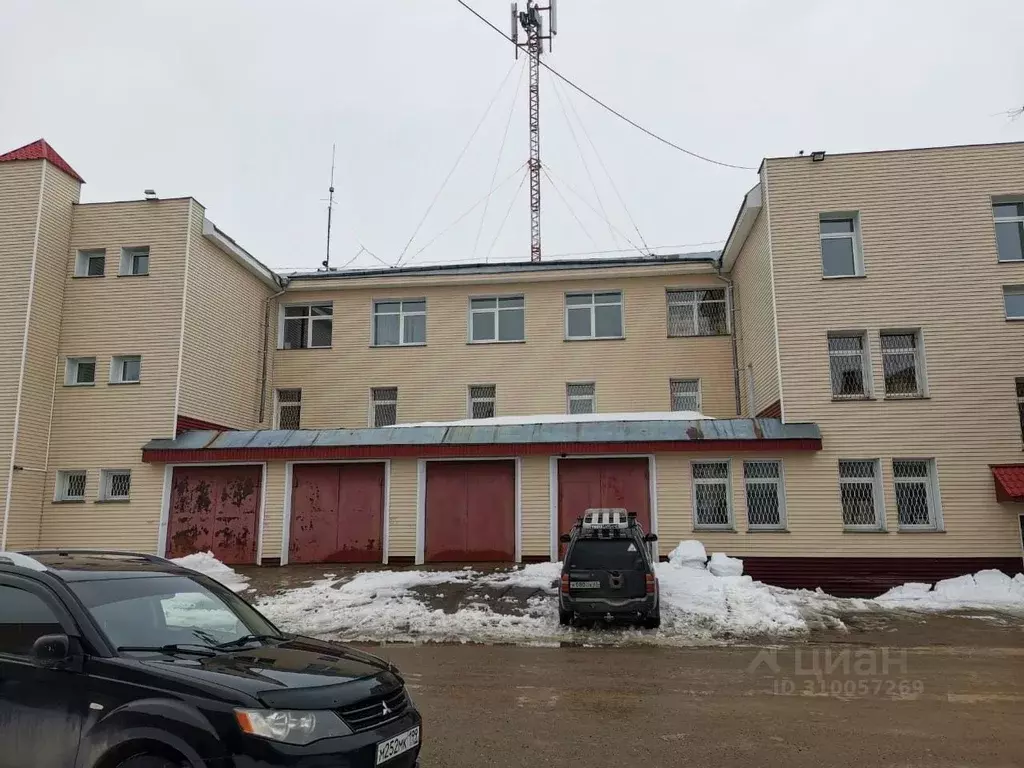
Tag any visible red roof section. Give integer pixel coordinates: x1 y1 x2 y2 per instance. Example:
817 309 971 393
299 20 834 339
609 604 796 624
991 465 1024 502
0 139 84 183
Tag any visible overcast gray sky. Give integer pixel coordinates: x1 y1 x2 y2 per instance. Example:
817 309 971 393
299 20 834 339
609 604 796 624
3 1 1022 272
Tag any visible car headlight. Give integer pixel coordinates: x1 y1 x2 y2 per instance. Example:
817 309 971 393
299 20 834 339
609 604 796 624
234 709 352 745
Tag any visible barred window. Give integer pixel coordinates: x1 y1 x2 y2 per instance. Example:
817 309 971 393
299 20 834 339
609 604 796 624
670 379 701 412
565 292 623 339
281 304 333 349
470 296 525 342
828 333 869 398
692 461 732 529
469 385 496 419
1017 378 1024 439
744 460 785 529
275 389 301 429
371 387 398 427
65 357 96 386
994 201 1024 262
566 382 595 414
100 469 131 501
893 459 939 529
55 470 87 501
838 460 882 529
667 289 728 337
880 331 923 397
374 300 426 346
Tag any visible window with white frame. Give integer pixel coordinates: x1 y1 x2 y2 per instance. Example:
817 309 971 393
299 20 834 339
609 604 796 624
744 460 785 529
75 249 106 277
566 382 595 414
55 470 87 501
65 357 96 386
371 387 398 426
373 300 426 346
99 469 131 501
1016 378 1024 440
1003 286 1024 320
470 296 524 342
468 385 496 419
838 460 883 530
893 459 939 529
692 461 732 529
281 304 333 349
565 291 623 340
827 332 870 398
119 246 149 276
110 355 141 384
994 201 1024 262
275 389 301 429
670 378 701 412
880 331 924 397
819 214 863 277
666 289 728 337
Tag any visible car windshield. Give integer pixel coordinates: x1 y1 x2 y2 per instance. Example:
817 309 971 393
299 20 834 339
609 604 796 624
568 539 647 571
69 573 281 653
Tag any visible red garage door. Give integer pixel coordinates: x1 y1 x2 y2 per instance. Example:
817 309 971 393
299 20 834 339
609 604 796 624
557 458 651 555
166 465 262 565
289 463 385 564
425 460 516 562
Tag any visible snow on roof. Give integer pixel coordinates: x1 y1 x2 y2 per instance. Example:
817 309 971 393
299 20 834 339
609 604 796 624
385 411 710 428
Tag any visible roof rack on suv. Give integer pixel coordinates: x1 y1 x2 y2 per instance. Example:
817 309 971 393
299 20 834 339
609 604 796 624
578 508 641 539
17 549 177 566
0 551 48 571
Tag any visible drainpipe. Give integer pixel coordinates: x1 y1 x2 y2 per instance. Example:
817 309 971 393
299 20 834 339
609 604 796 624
259 284 288 424
714 263 742 417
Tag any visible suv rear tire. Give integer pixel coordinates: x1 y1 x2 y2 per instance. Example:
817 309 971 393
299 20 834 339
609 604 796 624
558 608 573 627
642 609 661 630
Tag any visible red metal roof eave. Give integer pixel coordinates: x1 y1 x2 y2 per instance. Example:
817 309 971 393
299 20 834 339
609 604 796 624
990 464 1024 502
142 438 823 464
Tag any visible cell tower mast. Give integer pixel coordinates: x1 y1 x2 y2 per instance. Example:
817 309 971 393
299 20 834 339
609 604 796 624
511 1 556 262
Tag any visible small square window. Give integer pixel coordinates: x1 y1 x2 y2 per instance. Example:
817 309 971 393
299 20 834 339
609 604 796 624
275 389 301 429
110 355 141 384
468 385 496 419
819 214 863 277
100 469 132 501
470 296 525 343
119 246 150 276
281 304 333 349
670 379 701 412
993 201 1024 262
373 300 426 346
75 249 106 277
55 470 87 501
65 357 96 386
565 292 623 340
371 387 398 427
1003 286 1024 320
566 382 595 414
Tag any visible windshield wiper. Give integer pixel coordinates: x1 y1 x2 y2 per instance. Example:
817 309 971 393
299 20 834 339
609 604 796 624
117 643 218 657
214 633 283 650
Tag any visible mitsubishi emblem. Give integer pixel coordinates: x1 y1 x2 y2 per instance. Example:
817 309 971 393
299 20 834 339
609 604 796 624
382 701 391 717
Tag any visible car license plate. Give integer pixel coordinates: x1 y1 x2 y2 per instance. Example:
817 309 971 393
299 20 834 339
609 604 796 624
376 725 420 765
571 581 601 589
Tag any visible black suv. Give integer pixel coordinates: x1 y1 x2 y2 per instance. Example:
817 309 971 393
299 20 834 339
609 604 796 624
0 550 421 768
558 509 660 629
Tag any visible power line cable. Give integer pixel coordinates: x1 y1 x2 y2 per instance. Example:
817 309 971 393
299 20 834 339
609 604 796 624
554 75 651 253
407 163 527 261
472 59 528 261
484 171 529 262
394 59 520 267
454 0 757 171
550 73 620 250
541 167 598 250
543 163 644 254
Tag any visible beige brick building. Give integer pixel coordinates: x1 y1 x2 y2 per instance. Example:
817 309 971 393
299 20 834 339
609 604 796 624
1 138 1022 594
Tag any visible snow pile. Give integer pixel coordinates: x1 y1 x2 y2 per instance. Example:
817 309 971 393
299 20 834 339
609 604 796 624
387 410 709 428
707 552 744 578
876 569 1024 610
480 561 562 591
667 540 707 569
172 552 250 593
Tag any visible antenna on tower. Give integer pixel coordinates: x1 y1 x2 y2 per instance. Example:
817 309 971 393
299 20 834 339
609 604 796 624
321 143 337 271
512 0 557 262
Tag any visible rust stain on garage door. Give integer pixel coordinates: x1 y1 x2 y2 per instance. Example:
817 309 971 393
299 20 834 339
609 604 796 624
289 463 385 563
425 460 516 562
166 465 262 564
557 458 650 557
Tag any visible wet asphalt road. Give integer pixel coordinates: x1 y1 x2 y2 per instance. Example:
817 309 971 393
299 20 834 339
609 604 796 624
369 639 1024 768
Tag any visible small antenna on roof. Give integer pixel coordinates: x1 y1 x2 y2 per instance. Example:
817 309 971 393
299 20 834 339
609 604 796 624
321 144 337 271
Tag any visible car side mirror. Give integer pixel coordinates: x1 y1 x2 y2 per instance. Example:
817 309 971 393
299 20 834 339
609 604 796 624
31 634 75 669
559 533 572 543
644 533 658 542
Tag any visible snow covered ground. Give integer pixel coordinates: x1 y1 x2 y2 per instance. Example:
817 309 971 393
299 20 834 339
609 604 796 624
175 548 1024 646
